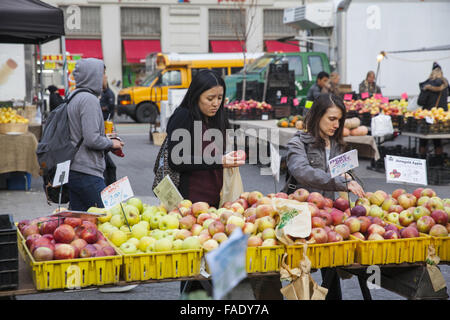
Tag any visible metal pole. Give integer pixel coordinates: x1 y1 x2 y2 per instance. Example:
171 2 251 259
61 36 69 97
38 43 44 118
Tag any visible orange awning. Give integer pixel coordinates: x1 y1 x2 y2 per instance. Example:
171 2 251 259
65 39 103 59
123 40 161 64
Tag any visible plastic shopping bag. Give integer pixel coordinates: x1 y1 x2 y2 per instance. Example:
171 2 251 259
219 167 244 207
371 114 394 137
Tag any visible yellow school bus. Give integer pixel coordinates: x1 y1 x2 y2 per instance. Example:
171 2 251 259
117 52 264 123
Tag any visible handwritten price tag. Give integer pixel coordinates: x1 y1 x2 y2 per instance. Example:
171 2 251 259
344 94 353 101
101 176 134 209
401 92 408 100
381 97 389 104
293 98 299 106
328 149 359 178
280 96 288 104
52 160 70 187
305 100 313 109
374 93 383 100
361 92 369 99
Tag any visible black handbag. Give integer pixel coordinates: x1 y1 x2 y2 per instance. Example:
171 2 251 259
417 80 430 107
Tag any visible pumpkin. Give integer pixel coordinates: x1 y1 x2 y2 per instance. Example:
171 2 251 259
350 125 368 136
343 127 350 137
295 120 303 130
280 120 289 128
344 117 361 129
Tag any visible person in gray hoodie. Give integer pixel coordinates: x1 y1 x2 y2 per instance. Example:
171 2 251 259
67 58 124 211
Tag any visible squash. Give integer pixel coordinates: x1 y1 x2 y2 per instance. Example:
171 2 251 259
343 127 350 137
280 120 289 128
350 125 368 136
344 117 361 129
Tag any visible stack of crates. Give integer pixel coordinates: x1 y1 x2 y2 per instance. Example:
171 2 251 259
0 214 19 290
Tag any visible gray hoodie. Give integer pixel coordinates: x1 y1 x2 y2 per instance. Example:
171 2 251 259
67 58 113 178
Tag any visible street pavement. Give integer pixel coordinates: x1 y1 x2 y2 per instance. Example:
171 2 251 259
1 117 449 300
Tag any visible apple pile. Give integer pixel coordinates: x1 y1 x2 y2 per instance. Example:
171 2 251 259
344 97 407 116
18 215 117 262
224 99 272 111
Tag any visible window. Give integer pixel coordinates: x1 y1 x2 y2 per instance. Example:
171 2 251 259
231 67 243 74
209 9 245 38
161 70 181 86
61 6 101 36
121 7 161 37
286 56 303 76
308 56 324 77
263 9 297 38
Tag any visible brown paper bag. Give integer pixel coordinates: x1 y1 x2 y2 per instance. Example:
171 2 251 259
273 199 312 246
426 245 447 292
219 167 244 207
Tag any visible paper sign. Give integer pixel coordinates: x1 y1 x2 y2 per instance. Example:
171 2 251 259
205 228 247 300
280 96 288 104
293 98 299 106
153 175 183 211
401 92 408 100
361 92 369 99
52 160 70 187
344 94 353 101
305 100 313 109
385 155 427 186
261 113 269 120
101 176 134 209
374 93 383 100
425 116 434 124
381 97 389 104
328 149 359 178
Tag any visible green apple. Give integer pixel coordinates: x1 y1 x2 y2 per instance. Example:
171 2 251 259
159 215 179 230
131 224 148 240
127 197 144 214
120 225 132 233
138 236 156 252
120 242 137 254
137 220 150 230
123 205 140 225
127 237 140 247
165 229 179 236
110 214 125 228
141 206 159 222
154 238 173 252
149 214 162 230
110 230 128 247
150 229 165 240
173 239 183 250
182 236 201 250
109 204 123 216
105 226 119 239
98 209 112 223
146 243 155 253
98 222 112 233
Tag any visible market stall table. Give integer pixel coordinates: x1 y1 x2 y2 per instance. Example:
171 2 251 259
0 131 40 177
229 120 380 160
401 132 450 151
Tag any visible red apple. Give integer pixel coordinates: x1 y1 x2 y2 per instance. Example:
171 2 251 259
327 231 343 242
103 246 116 256
417 216 436 233
330 208 345 226
367 224 385 236
275 192 288 199
367 233 384 241
240 192 250 201
54 243 76 260
245 214 257 224
247 191 264 206
345 217 361 233
247 235 263 247
235 198 249 210
421 188 436 198
255 204 276 219
398 194 417 209
333 197 350 212
351 232 365 240
399 210 415 227
179 215 196 230
64 217 82 228
33 246 54 261
310 228 328 244
308 203 320 217
429 224 449 237
18 219 30 233
79 244 97 258
208 221 225 236
307 192 325 209
70 238 88 258
319 211 333 226
26 234 42 249
392 188 407 200
323 197 334 208
23 224 40 238
80 226 98 244
192 202 210 217
311 216 326 228
400 226 419 238
431 209 448 225
358 216 372 233
425 197 444 212
350 205 367 217
334 224 350 240
30 237 54 253
53 224 76 244
290 188 309 202
197 213 212 225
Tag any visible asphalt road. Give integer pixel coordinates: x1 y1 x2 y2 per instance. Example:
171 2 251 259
2 117 449 300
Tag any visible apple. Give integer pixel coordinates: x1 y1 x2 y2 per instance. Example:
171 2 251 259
247 235 263 247
330 208 345 226
243 207 257 218
255 204 276 219
310 228 328 244
54 243 75 260
307 192 325 209
256 216 276 232
212 232 228 244
333 197 349 212
178 199 193 209
386 212 400 225
392 188 407 200
23 224 40 238
154 238 173 252
225 223 238 236
148 214 162 230
399 210 415 227
319 211 333 226
367 224 385 236
70 239 87 257
398 194 417 209
426 197 444 213
227 215 245 228
261 239 278 247
26 234 42 249
429 224 449 237
312 216 326 228
412 206 431 221
417 196 430 207
130 224 147 240
33 246 54 261
119 242 137 254
191 224 203 236
368 205 384 219
358 216 372 233
334 224 350 240
230 202 245 215
431 209 448 225
256 197 272 206
371 217 386 227
138 236 156 252
355 197 371 207
198 231 212 244
126 197 144 214
182 236 201 250
344 217 361 233
110 230 128 247
291 188 310 202
159 215 179 230
351 232 365 240
400 226 419 238
421 188 436 198
417 216 436 233
174 229 192 241
80 226 98 244
247 191 264 206
178 206 192 217
197 213 212 226
275 192 288 199
30 237 54 254
18 219 30 233
350 205 366 217
222 201 233 209
38 218 60 235
409 222 418 230
367 233 384 241
261 228 276 240
78 244 97 258
381 197 397 212
242 222 255 235
412 187 424 199
122 204 140 226
219 210 234 225
203 239 219 252
179 215 196 230
191 202 210 217
369 192 385 206
102 246 115 256
110 214 125 228
327 231 343 242
323 197 334 208
389 205 404 214
208 221 225 236
53 224 75 244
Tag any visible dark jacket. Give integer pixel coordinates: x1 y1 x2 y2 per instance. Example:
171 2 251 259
420 78 449 110
100 87 115 120
49 92 64 111
306 83 325 101
284 131 349 200
167 107 223 207
358 80 382 96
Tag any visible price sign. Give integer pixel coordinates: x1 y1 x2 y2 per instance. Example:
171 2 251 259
261 113 269 120
381 97 389 104
280 96 288 104
153 175 183 211
101 176 134 209
361 92 369 99
425 116 434 124
401 92 408 100
385 155 427 186
344 94 353 101
52 160 70 187
293 98 299 106
305 100 313 109
374 93 383 100
328 149 359 178
205 228 247 300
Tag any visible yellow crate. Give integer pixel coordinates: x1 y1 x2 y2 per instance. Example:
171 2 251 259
431 236 449 262
246 246 285 273
351 233 432 265
116 246 203 281
17 229 122 290
285 240 358 269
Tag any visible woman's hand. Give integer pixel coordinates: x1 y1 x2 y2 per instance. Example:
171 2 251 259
347 180 365 198
222 151 245 168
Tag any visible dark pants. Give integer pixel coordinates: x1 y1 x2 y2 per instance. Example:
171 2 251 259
103 153 117 187
321 268 342 300
68 170 106 211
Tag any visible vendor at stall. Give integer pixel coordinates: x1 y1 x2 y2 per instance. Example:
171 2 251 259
358 71 382 97
283 93 365 299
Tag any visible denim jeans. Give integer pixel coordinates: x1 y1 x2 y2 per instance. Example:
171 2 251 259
68 170 106 211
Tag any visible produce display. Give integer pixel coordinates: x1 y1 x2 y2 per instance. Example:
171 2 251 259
18 214 117 261
224 100 273 120
343 117 369 137
344 97 408 116
404 107 450 122
276 115 303 129
225 99 272 112
0 107 29 124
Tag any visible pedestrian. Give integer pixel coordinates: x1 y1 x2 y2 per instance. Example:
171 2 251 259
283 93 365 300
358 70 382 97
418 62 449 160
67 58 124 211
165 69 245 297
329 71 341 96
47 85 64 111
100 72 116 120
306 71 330 102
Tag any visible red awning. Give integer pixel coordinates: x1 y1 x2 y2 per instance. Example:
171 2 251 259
210 40 245 53
265 40 300 53
65 39 103 59
123 40 161 64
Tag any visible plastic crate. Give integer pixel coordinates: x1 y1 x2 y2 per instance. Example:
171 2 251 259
285 240 358 269
0 214 19 290
246 246 285 273
117 246 203 281
17 229 123 290
351 232 432 265
431 237 449 262
273 105 291 119
6 172 31 191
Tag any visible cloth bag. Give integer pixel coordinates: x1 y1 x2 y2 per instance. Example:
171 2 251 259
219 167 244 207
